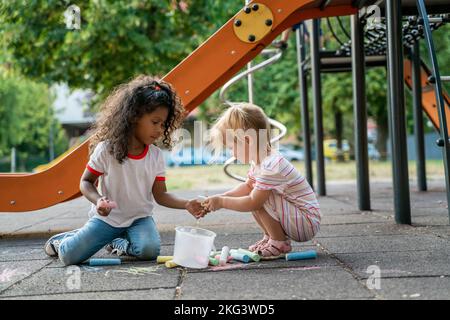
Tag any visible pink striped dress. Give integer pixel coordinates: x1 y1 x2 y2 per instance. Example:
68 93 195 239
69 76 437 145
247 152 321 242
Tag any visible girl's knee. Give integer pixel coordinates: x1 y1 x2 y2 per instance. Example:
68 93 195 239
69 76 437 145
133 240 160 260
58 241 89 266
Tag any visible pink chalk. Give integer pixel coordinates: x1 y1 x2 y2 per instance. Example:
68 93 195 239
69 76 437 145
99 200 117 209
210 263 248 272
214 255 232 263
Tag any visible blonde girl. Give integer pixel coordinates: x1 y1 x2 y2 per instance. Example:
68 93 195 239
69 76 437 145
203 103 321 259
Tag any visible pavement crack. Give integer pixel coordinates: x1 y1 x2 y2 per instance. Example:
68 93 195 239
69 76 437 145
174 268 187 300
0 286 176 299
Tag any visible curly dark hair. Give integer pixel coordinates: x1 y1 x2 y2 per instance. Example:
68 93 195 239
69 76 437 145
89 75 185 163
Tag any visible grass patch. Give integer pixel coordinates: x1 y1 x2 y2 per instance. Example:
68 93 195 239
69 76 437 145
165 160 446 190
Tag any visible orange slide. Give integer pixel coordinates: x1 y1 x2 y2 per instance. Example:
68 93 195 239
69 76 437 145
0 0 358 212
404 58 450 135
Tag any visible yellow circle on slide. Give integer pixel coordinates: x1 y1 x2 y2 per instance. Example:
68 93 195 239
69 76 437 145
233 3 274 43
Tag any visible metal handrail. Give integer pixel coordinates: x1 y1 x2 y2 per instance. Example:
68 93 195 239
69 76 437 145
219 48 287 181
416 0 450 222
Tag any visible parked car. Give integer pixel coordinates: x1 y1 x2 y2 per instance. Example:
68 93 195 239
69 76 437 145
163 147 231 167
278 145 304 162
323 139 350 161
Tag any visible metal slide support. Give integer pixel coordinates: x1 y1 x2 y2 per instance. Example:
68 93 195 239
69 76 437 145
386 0 411 224
296 23 314 189
351 14 371 211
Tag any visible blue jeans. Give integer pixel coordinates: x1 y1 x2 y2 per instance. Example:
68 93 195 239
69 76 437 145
57 216 160 266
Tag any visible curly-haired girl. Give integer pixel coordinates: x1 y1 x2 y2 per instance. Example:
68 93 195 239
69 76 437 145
44 75 204 266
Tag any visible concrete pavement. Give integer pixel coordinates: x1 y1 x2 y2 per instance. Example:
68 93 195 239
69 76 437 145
1 180 449 300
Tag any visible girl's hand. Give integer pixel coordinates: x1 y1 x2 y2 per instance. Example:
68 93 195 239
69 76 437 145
96 197 117 216
185 199 208 219
203 195 224 212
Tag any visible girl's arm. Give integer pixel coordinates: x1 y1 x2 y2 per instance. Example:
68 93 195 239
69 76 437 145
79 169 111 216
80 169 103 204
152 180 204 217
204 188 271 212
220 181 253 197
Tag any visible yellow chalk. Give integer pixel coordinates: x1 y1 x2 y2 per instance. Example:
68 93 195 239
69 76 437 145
165 260 178 268
157 256 173 264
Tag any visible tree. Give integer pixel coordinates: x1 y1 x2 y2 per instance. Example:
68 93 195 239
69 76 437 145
0 72 68 171
0 0 242 103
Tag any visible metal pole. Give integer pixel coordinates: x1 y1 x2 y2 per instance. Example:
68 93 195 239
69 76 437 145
310 19 326 196
411 42 427 191
416 0 450 222
245 0 254 104
386 0 411 224
351 14 371 211
296 24 314 189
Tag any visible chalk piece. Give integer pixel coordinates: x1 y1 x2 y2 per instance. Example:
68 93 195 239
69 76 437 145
99 200 117 209
219 246 230 266
237 248 261 262
285 250 317 261
210 250 222 257
156 256 173 264
209 257 219 266
165 260 178 268
230 251 250 263
214 255 233 262
88 258 121 266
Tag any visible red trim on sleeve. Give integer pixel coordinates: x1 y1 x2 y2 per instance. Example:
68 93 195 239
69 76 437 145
155 176 166 181
86 164 103 176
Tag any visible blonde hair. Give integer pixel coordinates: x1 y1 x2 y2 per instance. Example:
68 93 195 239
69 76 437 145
211 102 271 151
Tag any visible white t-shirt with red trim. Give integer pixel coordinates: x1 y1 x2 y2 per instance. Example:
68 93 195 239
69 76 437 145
86 141 166 228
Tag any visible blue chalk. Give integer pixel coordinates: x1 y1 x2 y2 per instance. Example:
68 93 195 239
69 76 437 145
285 250 317 261
88 258 121 266
230 252 250 263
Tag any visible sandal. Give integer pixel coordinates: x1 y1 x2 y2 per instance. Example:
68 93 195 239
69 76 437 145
258 238 292 260
248 234 270 252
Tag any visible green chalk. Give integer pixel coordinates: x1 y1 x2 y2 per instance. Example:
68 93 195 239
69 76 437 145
237 248 261 262
209 257 219 266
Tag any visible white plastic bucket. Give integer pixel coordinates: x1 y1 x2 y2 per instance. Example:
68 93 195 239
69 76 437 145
173 226 216 269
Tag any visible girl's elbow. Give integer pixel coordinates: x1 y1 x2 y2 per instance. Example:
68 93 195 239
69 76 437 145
152 193 164 205
79 180 92 196
79 181 85 194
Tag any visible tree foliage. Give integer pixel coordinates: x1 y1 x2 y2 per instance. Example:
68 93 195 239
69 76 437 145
0 72 68 170
1 1 449 165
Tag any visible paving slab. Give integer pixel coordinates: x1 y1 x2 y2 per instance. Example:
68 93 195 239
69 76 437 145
0 260 52 293
0 246 49 262
372 277 450 300
316 223 428 238
1 260 180 297
1 288 174 300
335 250 450 278
320 213 390 225
179 267 375 300
316 234 450 254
